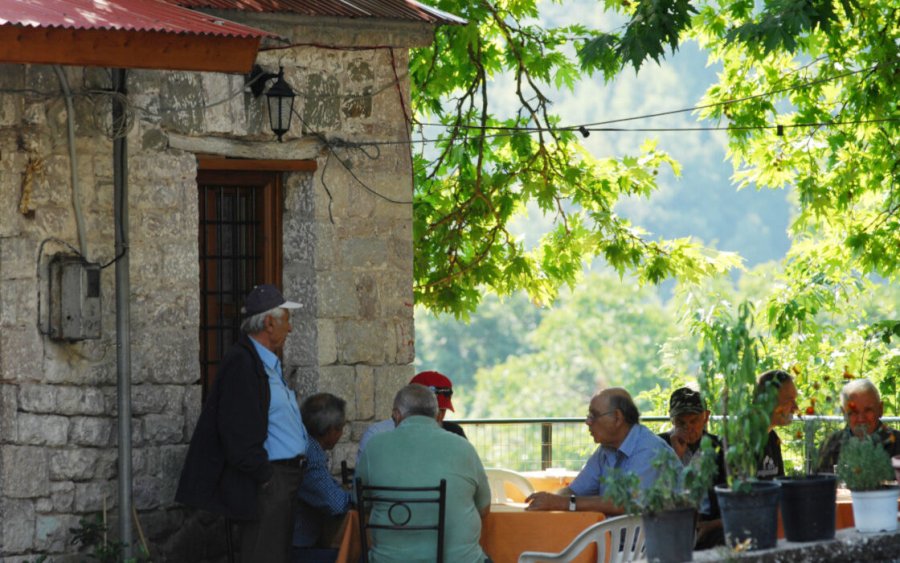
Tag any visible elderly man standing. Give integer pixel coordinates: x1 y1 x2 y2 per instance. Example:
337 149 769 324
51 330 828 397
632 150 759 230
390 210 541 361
176 284 308 563
817 378 900 472
357 384 491 563
526 388 677 515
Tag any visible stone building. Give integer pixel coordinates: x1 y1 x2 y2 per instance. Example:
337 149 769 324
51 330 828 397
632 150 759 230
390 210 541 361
0 1 462 560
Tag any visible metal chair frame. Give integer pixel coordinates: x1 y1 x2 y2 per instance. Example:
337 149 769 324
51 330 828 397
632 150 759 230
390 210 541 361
354 477 447 563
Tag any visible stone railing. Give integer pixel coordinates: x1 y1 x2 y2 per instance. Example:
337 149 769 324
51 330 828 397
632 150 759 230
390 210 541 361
691 528 900 562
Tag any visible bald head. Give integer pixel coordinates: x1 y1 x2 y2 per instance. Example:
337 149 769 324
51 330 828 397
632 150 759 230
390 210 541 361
597 388 640 425
586 388 640 449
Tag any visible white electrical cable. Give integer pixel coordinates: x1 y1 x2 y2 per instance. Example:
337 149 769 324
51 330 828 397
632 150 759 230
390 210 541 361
53 65 88 257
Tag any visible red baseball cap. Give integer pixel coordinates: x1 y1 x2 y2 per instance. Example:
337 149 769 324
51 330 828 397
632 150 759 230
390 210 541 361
410 371 455 412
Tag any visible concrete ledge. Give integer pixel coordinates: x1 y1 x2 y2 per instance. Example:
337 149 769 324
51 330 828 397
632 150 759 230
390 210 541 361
167 132 321 160
690 528 900 562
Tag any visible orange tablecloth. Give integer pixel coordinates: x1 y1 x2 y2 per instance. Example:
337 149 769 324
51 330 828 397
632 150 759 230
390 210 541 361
336 510 361 563
335 506 605 563
481 507 606 563
836 500 854 530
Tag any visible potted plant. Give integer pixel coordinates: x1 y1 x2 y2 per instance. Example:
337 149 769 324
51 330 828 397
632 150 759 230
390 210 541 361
775 412 838 542
835 433 899 533
602 445 717 563
694 302 781 550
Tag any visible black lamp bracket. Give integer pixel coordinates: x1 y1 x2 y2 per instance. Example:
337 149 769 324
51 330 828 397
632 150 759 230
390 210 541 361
248 64 281 97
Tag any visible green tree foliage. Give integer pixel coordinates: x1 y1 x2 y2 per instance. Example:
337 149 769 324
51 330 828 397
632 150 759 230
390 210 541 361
414 292 546 389
462 272 676 418
411 1 740 317
413 0 898 424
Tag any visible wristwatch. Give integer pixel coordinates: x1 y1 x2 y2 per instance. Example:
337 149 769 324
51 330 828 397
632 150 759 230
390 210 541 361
568 494 577 512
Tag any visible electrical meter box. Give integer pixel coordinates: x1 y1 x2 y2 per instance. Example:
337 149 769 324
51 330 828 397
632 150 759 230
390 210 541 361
48 255 101 341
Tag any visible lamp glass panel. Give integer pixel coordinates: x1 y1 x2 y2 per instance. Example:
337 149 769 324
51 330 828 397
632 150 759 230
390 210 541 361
267 95 293 137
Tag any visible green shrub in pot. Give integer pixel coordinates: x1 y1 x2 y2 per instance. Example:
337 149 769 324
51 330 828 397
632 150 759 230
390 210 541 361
601 443 718 515
836 433 894 491
602 446 718 562
693 302 773 492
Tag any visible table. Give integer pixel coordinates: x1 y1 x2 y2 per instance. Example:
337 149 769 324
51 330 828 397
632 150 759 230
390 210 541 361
335 510 361 563
481 505 606 563
335 505 606 563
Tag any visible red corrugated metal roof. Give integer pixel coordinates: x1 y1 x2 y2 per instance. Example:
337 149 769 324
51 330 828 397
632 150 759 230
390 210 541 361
0 0 275 38
172 0 466 25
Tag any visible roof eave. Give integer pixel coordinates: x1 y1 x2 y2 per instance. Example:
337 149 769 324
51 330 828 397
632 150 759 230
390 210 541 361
0 24 263 72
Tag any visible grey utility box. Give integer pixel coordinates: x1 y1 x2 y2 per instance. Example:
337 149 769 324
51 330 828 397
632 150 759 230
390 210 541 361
48 255 102 341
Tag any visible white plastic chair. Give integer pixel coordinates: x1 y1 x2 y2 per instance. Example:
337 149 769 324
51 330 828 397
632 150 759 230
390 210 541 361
485 468 536 503
517 514 645 563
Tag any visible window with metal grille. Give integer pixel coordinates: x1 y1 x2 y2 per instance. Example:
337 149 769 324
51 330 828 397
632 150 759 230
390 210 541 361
198 170 283 398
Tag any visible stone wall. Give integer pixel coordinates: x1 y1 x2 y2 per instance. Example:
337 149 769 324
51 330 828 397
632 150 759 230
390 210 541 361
0 14 428 561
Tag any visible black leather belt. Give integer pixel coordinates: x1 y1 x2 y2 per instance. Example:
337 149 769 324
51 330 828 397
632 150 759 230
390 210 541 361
271 455 306 469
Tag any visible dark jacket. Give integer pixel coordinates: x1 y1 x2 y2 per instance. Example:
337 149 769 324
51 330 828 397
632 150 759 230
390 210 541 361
175 334 273 520
657 430 727 519
817 422 900 473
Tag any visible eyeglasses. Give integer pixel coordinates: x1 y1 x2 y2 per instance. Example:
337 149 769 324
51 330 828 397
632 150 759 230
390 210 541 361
429 386 453 397
586 410 616 423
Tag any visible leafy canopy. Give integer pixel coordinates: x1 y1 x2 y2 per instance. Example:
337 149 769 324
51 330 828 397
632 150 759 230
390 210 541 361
411 0 742 317
410 0 898 323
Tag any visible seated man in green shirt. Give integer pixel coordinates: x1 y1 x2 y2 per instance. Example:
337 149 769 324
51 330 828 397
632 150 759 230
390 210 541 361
357 384 491 563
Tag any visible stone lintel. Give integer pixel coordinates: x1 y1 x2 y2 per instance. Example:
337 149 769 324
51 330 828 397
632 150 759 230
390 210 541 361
167 132 321 161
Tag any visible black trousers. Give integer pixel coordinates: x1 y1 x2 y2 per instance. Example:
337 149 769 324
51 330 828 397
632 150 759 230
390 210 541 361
240 464 304 563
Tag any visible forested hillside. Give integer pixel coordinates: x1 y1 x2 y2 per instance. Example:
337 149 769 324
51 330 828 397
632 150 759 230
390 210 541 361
411 0 899 419
414 33 791 416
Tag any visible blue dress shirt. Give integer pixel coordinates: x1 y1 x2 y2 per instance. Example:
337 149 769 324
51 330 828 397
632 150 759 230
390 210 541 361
293 439 352 547
249 338 308 460
568 423 677 496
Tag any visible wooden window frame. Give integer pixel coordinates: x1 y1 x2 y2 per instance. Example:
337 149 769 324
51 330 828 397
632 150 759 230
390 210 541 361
196 157 315 396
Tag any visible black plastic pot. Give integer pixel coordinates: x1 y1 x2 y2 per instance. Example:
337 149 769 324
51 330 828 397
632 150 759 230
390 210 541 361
643 507 696 563
715 481 781 550
776 474 836 542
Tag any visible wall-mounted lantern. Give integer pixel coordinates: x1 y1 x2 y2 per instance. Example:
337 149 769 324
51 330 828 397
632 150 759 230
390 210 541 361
249 65 295 141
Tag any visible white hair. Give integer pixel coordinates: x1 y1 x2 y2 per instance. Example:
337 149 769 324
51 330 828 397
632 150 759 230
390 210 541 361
394 384 438 418
840 378 880 407
240 306 285 334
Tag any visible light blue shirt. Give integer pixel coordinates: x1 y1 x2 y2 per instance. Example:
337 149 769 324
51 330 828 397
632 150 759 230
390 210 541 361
249 338 308 460
356 418 395 464
568 423 677 496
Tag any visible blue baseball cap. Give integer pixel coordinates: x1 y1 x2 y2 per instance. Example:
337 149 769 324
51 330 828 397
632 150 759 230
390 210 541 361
241 284 302 317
